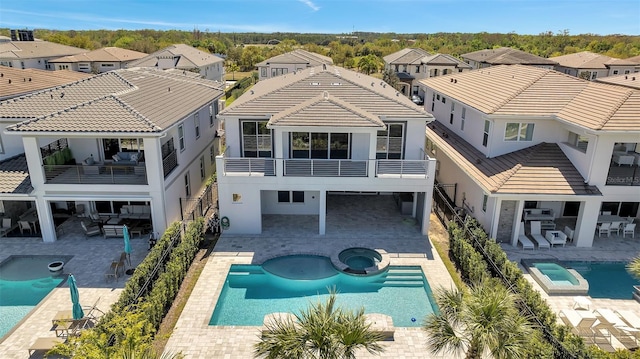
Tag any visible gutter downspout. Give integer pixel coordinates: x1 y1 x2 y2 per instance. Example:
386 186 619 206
584 133 599 184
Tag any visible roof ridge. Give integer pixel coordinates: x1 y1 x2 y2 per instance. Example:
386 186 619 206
492 67 550 112
111 95 162 131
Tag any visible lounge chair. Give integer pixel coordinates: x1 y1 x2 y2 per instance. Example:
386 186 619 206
28 337 64 355
616 310 640 329
529 221 551 249
53 297 104 326
558 309 605 344
594 309 639 349
517 223 534 250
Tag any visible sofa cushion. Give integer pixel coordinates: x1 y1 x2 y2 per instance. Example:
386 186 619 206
83 156 95 165
112 154 121 161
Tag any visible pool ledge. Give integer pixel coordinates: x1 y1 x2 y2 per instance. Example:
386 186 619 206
528 267 589 295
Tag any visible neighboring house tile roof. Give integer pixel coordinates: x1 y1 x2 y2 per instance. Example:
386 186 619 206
461 47 557 66
0 40 85 59
595 73 640 90
1 68 224 133
421 53 472 68
221 65 432 123
0 67 91 99
550 51 633 69
625 55 640 64
49 47 147 63
256 49 333 67
420 65 640 132
383 48 431 65
0 154 32 194
126 44 223 69
427 121 600 196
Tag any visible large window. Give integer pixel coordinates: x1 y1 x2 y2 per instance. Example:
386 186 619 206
194 113 200 139
184 172 191 197
461 107 466 131
271 68 288 77
242 121 271 157
568 132 588 152
377 123 404 159
102 138 144 160
290 132 349 159
482 120 490 147
200 156 205 180
504 123 534 142
178 125 185 151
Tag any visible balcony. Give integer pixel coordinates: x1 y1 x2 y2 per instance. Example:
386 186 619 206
43 165 147 185
606 154 640 186
220 158 430 178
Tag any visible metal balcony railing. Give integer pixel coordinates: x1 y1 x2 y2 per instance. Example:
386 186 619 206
43 165 147 185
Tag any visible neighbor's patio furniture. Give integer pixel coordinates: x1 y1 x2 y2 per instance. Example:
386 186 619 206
564 226 575 243
610 221 623 236
81 221 101 238
529 221 551 249
28 337 64 355
624 223 636 238
597 222 611 237
545 230 567 247
517 223 534 250
18 220 33 235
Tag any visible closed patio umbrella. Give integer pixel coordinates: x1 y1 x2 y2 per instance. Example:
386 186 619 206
123 225 131 268
69 274 84 320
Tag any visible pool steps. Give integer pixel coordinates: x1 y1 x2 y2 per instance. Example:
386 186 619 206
377 268 425 287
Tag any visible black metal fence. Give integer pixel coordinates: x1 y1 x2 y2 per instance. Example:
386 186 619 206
180 182 218 224
431 185 578 359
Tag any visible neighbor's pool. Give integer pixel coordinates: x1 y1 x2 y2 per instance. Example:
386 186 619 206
210 255 438 327
565 261 640 299
0 255 70 339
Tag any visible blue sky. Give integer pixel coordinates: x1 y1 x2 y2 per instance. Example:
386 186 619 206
1 0 638 35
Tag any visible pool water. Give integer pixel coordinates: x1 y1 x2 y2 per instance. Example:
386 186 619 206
565 261 640 299
0 255 70 339
210 256 437 327
533 263 579 285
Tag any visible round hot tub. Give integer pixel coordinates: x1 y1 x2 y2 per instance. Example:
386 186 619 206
337 248 386 275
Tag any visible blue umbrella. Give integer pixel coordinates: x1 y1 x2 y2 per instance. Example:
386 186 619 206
69 274 84 320
123 225 131 268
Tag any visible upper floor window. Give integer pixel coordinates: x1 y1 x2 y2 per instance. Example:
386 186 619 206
482 120 490 147
184 172 191 197
441 96 446 104
449 102 455 124
271 68 288 77
504 123 534 142
0 134 4 154
613 70 619 75
482 194 488 212
178 124 185 151
242 120 271 157
625 70 631 74
431 69 439 77
591 72 597 80
443 69 449 75
395 64 399 72
210 144 216 164
194 113 200 139
200 156 206 180
291 132 349 159
402 65 407 72
261 68 267 77
209 104 214 127
377 123 404 159
415 65 420 73
568 132 588 153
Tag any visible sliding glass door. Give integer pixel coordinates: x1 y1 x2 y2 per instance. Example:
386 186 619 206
291 132 349 159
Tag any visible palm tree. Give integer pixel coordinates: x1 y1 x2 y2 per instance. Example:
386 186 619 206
357 54 381 75
226 62 240 81
627 256 640 279
254 292 384 359
423 279 532 359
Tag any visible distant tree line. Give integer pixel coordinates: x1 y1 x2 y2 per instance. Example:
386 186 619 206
1 28 638 73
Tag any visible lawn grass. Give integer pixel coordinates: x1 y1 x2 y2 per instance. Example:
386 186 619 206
224 71 253 81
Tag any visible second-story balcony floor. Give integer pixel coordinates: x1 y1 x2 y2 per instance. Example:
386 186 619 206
221 158 431 178
43 164 147 185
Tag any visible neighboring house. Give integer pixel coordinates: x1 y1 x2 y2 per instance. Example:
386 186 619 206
551 51 637 80
419 64 640 248
216 65 436 235
49 47 147 73
0 66 91 100
461 47 557 70
0 68 224 242
126 44 225 82
626 55 640 71
595 73 640 90
0 38 85 70
256 49 333 81
383 48 471 99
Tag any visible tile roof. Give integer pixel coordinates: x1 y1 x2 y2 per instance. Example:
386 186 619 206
625 55 640 64
420 65 640 132
383 48 431 65
126 44 223 69
1 68 224 133
269 91 385 128
0 67 91 99
550 51 633 69
461 47 557 66
49 47 147 63
220 65 432 124
421 54 472 68
595 73 640 90
0 154 32 194
0 40 85 59
256 49 333 67
427 121 600 196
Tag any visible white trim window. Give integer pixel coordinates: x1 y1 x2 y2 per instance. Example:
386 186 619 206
200 156 205 180
178 124 185 151
291 132 350 159
482 120 490 147
184 172 191 197
568 132 588 153
504 123 534 142
209 104 214 127
376 123 404 159
210 145 216 164
449 102 455 124
0 134 4 154
194 113 200 139
278 191 304 203
242 120 272 158
482 194 488 212
461 107 466 131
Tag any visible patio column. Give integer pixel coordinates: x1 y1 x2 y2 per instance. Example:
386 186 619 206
512 200 526 247
274 130 284 177
36 198 56 243
574 199 599 247
319 190 326 235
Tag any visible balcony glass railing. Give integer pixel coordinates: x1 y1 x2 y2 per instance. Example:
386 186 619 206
43 165 147 185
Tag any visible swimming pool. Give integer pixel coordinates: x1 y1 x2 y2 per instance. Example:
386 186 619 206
565 261 640 299
210 255 438 327
534 263 579 285
0 255 71 339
